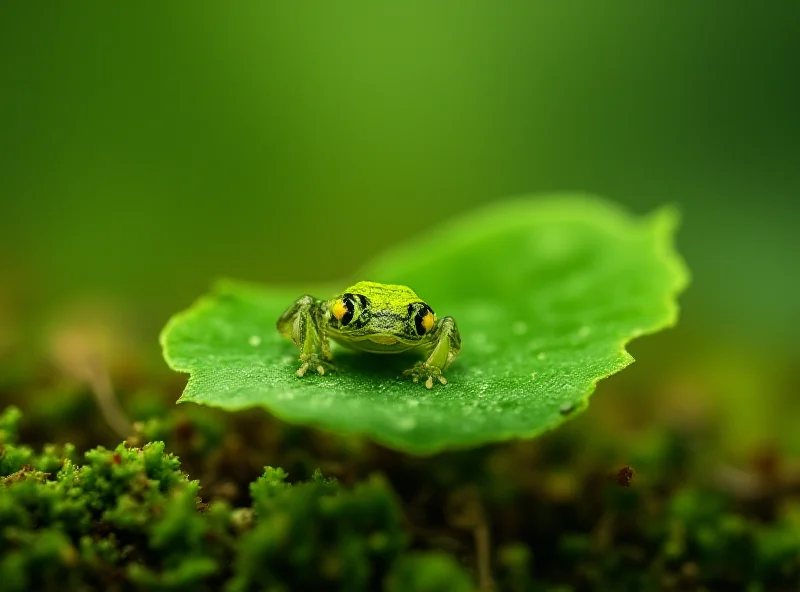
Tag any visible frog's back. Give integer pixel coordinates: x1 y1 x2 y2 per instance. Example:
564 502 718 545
343 281 421 315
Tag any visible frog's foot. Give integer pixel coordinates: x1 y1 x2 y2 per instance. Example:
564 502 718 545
402 361 448 389
296 353 335 378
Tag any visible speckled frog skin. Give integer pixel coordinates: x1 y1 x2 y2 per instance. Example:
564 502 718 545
276 281 461 388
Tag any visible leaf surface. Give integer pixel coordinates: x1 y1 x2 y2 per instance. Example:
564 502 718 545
161 196 688 453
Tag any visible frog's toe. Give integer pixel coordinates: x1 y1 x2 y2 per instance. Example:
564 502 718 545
402 362 447 388
296 354 335 378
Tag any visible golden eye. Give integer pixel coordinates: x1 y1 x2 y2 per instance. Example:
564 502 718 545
332 300 347 321
332 294 355 325
422 310 435 332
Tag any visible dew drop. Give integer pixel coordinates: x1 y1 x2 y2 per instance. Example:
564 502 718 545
249 335 262 347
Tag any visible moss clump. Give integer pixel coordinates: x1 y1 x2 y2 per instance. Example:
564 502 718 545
229 467 407 591
0 406 471 591
385 552 478 592
2 401 800 591
0 405 228 591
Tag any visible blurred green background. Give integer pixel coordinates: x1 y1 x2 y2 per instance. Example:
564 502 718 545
2 3 798 452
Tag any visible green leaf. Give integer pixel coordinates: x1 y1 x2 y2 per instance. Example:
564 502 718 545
161 195 688 453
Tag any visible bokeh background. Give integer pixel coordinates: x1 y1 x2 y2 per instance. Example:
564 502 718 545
2 3 798 455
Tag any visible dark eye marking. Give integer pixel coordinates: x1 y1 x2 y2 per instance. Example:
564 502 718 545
340 293 356 325
335 293 371 329
409 302 435 336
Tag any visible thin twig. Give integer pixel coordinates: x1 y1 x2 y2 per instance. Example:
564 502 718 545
447 487 495 592
473 503 494 592
83 352 134 439
51 329 133 440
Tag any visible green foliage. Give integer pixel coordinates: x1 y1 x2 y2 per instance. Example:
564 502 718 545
0 407 417 591
384 552 477 592
0 406 22 444
161 196 688 453
2 404 800 590
0 406 77 477
0 406 230 592
229 469 407 591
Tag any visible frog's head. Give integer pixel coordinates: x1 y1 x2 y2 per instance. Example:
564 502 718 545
326 281 436 347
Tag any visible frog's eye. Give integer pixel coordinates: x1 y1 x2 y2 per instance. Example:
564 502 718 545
332 294 356 325
412 304 436 336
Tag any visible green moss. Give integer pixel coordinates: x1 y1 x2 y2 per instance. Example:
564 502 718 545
1 402 799 591
0 408 413 590
385 552 476 591
229 469 407 591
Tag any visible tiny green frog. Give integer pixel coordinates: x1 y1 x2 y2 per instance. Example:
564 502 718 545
276 281 461 388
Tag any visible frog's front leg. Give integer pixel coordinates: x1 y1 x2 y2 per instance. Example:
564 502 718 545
276 295 335 377
403 316 461 389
